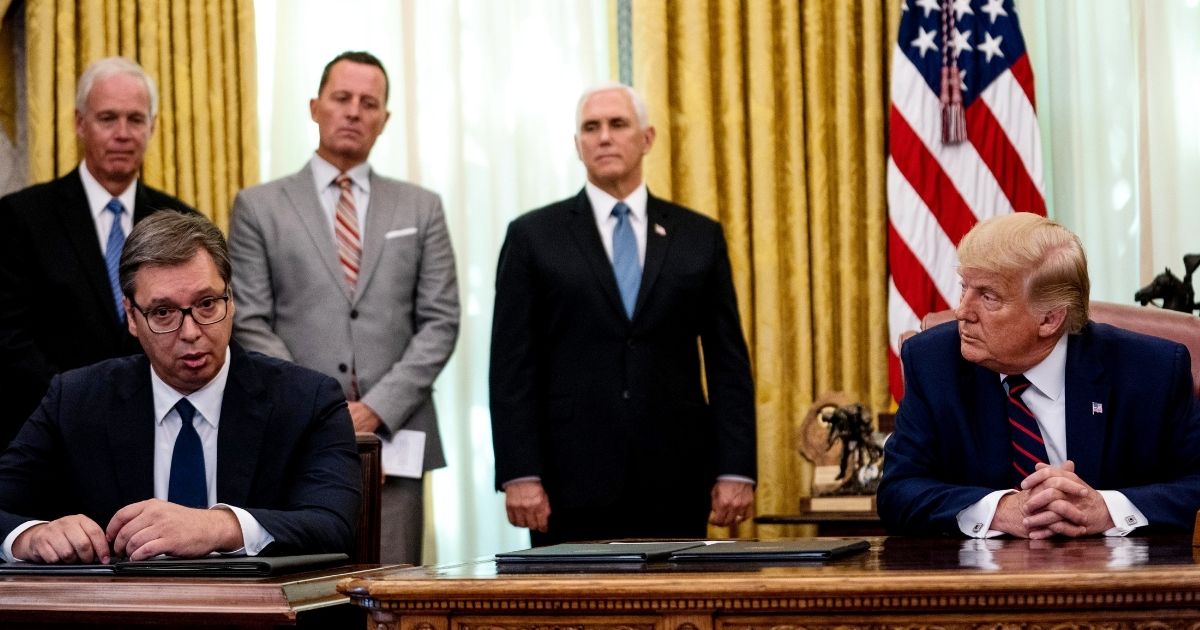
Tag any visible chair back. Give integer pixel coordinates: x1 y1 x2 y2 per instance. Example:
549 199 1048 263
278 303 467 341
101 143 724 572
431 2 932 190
919 301 1200 398
353 433 382 563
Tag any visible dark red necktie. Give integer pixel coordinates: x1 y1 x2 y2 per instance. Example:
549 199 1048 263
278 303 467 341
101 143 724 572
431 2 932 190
1006 374 1048 487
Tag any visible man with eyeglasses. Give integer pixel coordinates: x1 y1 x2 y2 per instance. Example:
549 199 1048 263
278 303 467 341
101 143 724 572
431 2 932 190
0 57 195 450
0 212 360 564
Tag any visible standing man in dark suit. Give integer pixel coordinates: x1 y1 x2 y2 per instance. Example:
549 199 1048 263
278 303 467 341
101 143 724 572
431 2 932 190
0 212 360 564
879 212 1200 538
489 83 756 545
0 57 194 449
228 51 458 565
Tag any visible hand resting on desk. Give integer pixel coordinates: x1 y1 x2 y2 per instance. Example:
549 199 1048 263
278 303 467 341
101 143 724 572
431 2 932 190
992 461 1115 539
14 499 244 563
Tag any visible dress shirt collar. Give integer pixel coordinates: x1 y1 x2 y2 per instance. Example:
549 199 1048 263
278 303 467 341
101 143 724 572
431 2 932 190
1002 333 1068 401
150 350 231 430
310 153 371 195
585 181 647 225
79 160 137 220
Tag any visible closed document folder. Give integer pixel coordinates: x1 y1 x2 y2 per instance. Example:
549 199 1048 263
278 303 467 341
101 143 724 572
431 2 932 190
668 538 869 561
0 552 350 576
496 542 704 563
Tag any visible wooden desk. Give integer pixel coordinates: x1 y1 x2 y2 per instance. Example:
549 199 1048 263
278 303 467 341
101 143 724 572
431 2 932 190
755 511 884 536
339 537 1200 629
0 564 397 629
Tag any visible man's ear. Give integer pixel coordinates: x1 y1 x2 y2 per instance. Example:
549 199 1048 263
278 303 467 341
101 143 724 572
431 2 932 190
125 297 138 337
1037 307 1067 339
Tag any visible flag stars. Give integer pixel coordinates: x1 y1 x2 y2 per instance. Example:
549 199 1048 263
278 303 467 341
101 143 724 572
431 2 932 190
981 0 1008 24
911 27 938 58
951 29 973 57
915 0 940 18
951 0 974 20
978 32 1005 63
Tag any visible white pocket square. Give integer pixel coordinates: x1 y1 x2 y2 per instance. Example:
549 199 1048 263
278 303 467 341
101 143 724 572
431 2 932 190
385 227 418 239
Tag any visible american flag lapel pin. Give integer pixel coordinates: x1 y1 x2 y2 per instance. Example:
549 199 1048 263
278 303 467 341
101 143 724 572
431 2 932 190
1092 402 1103 415
654 223 667 237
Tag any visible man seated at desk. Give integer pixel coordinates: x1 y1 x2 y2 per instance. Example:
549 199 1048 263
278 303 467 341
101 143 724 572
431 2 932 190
0 212 361 563
879 212 1200 538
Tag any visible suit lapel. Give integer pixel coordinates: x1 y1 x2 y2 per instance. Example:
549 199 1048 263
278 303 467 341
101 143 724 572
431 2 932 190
281 165 352 302
970 363 1013 489
216 344 269 506
634 194 675 322
1064 328 1108 485
354 171 391 303
107 358 156 503
59 170 123 326
568 190 628 322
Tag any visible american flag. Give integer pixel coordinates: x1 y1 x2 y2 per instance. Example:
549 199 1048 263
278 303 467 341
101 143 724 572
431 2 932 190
887 0 1046 400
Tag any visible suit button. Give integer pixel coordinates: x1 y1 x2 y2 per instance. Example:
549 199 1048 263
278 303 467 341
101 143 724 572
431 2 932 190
626 339 635 348
338 363 349 373
622 390 631 400
350 309 359 319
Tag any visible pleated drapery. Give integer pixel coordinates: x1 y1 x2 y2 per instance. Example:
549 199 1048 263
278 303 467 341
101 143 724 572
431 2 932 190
632 0 900 537
21 0 258 228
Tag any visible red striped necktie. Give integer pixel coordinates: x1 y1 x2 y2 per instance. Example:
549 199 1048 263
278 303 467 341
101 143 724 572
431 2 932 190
1005 374 1048 487
334 174 362 290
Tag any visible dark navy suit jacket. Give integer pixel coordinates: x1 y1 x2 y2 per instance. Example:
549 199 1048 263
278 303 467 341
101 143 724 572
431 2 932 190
0 168 195 448
0 343 361 555
879 320 1200 535
489 190 756 519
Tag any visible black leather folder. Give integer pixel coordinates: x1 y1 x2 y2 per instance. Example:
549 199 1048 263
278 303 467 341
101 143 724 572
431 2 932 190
0 552 350 576
496 542 704 563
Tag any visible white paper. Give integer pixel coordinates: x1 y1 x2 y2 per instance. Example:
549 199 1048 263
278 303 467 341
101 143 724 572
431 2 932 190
380 429 426 478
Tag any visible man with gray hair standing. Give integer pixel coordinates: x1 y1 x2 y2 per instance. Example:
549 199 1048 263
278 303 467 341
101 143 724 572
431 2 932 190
0 56 194 449
490 83 757 545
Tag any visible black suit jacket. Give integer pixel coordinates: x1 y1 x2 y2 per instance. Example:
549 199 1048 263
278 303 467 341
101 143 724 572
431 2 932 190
489 190 756 514
0 168 195 447
0 343 362 555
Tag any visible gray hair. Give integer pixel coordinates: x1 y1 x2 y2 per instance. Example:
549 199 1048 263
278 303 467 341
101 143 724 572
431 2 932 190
576 82 649 130
120 212 230 299
76 57 159 119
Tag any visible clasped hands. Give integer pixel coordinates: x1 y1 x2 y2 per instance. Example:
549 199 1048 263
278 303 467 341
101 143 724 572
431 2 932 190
995 460 1115 539
12 499 243 564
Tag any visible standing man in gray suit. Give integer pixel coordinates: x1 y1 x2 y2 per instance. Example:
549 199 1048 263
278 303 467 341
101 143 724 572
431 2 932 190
227 51 459 565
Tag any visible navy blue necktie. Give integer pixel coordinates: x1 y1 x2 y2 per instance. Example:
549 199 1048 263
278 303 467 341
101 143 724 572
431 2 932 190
1005 374 1048 487
103 199 126 322
611 202 641 319
168 398 207 508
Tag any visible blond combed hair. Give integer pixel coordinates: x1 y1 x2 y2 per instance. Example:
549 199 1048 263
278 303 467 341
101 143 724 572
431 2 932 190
957 212 1090 333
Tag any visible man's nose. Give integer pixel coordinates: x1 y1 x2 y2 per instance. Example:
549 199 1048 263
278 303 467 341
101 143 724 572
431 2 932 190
177 312 203 340
954 295 973 321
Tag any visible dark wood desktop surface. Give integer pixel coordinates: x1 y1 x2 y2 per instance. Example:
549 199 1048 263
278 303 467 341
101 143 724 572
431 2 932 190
340 536 1200 629
0 563 398 628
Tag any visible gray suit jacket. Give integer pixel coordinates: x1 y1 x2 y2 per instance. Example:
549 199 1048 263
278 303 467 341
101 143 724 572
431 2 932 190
227 162 459 471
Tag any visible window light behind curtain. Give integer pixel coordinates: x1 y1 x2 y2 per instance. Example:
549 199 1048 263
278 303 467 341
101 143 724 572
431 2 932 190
255 0 610 564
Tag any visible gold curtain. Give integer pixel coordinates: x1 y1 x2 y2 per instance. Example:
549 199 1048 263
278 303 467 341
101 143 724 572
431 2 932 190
632 0 902 537
23 0 258 229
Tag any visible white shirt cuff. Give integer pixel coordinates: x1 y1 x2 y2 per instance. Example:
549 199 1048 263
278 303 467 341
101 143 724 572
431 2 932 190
2 521 47 563
957 489 1014 538
1097 490 1147 536
716 474 755 486
215 505 274 556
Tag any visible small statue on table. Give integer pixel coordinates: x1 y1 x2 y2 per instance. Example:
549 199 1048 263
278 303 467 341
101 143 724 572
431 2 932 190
796 393 888 511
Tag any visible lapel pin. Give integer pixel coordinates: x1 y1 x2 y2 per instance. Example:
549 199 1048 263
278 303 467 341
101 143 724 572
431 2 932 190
1092 402 1103 415
654 223 667 237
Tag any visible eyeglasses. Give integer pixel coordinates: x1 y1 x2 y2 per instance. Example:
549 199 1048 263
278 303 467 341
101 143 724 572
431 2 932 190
130 293 231 334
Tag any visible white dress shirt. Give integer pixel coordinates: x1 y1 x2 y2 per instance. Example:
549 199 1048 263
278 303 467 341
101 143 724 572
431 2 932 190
310 154 371 238
78 161 136 255
2 353 274 561
957 334 1148 538
585 181 648 266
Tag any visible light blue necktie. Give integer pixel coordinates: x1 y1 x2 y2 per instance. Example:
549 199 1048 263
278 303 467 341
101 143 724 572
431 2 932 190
103 199 126 322
167 398 207 508
611 201 641 319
